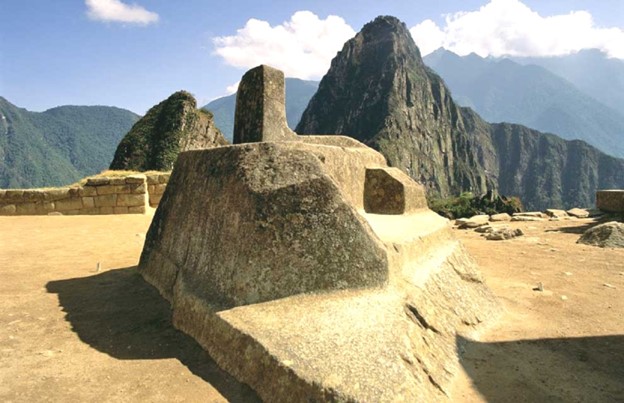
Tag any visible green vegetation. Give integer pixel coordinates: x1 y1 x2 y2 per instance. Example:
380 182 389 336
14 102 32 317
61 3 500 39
428 191 523 219
0 97 139 188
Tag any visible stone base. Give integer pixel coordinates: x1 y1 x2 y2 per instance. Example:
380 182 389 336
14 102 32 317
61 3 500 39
597 190 624 213
142 210 499 401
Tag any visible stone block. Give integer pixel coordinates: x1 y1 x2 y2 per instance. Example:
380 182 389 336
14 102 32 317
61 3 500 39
55 198 83 211
44 189 70 201
146 175 160 185
596 190 624 213
154 184 167 194
23 190 45 202
109 177 126 185
116 193 145 207
0 190 5 198
35 202 55 214
567 208 589 218
545 209 569 218
5 190 24 202
113 206 129 214
86 177 109 186
99 206 114 215
489 213 511 222
233 65 299 144
364 167 427 214
149 194 162 207
125 174 146 184
16 203 37 215
96 185 118 195
131 184 146 194
79 186 98 197
82 197 95 208
158 173 170 184
68 188 81 198
94 194 117 207
63 210 81 215
0 204 17 215
81 208 100 215
129 205 146 214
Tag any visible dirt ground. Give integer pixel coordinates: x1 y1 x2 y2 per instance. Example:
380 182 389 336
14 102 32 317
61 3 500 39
0 213 622 402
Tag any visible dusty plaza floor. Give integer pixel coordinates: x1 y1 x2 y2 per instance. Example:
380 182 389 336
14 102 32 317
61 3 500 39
0 212 622 402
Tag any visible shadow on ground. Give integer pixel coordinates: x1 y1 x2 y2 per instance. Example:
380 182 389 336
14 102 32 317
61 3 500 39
46 267 260 402
546 216 623 235
458 334 624 402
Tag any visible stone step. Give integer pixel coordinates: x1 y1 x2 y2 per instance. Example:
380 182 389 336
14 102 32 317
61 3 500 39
362 210 456 281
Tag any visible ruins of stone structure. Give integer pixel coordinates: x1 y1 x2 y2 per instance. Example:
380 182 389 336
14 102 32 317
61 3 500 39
139 64 499 401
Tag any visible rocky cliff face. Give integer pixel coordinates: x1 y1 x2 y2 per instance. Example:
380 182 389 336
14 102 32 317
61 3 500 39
110 91 227 171
296 16 624 210
297 16 492 197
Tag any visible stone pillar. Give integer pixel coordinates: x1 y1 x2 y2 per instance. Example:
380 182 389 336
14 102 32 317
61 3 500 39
233 65 299 144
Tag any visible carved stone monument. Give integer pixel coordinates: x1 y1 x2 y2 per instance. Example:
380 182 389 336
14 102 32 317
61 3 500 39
139 65 499 401
233 64 299 144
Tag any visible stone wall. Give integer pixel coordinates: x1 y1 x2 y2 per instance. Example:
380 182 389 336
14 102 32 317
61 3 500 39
0 173 171 216
145 173 170 208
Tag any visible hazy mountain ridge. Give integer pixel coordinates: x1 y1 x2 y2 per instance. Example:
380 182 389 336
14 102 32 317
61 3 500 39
203 78 318 142
0 97 139 188
423 49 624 158
297 16 624 210
511 49 624 117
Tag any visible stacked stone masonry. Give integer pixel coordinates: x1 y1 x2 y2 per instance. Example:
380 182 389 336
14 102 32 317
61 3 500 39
0 172 171 216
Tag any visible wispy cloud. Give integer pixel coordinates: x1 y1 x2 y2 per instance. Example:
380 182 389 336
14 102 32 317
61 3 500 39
410 0 624 58
85 0 159 25
213 11 355 80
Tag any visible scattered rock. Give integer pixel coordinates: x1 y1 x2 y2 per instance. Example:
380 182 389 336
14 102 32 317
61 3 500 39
475 225 494 233
485 228 524 240
489 213 511 222
459 214 490 229
561 295 568 301
513 211 547 218
511 216 544 222
566 208 589 218
577 221 624 248
533 282 544 292
545 209 569 219
603 283 616 289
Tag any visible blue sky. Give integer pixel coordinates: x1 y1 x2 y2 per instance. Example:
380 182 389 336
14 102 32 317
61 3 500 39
1 0 623 115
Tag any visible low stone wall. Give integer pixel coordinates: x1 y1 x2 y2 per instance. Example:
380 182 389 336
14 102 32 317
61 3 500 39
146 173 170 207
0 174 150 216
596 189 624 213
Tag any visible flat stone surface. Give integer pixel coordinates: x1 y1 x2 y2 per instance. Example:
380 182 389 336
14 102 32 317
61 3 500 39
567 208 589 218
490 213 511 222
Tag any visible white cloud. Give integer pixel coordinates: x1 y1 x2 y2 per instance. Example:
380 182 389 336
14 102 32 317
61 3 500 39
225 81 240 95
213 11 356 80
85 0 159 25
410 0 624 59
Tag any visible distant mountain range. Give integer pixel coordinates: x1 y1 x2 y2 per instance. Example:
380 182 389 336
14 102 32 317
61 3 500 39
511 49 624 117
423 49 624 158
0 97 138 188
203 78 318 142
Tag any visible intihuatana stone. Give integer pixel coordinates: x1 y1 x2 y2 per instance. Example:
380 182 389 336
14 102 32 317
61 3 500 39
139 63 499 402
